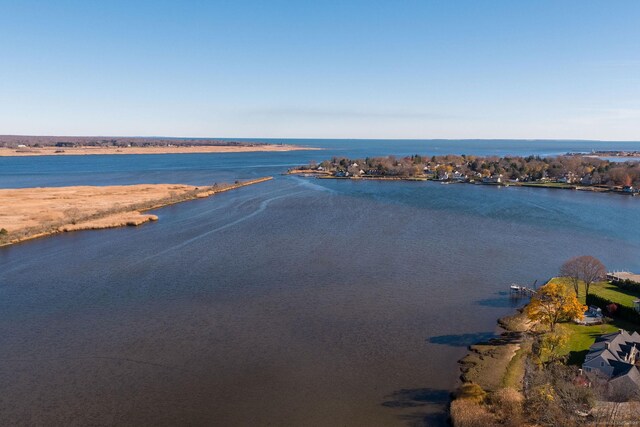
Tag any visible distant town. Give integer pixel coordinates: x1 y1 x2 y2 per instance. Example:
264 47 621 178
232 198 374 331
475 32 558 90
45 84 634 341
291 154 640 195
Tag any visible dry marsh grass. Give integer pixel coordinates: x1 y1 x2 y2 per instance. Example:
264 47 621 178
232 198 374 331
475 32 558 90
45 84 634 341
0 177 272 246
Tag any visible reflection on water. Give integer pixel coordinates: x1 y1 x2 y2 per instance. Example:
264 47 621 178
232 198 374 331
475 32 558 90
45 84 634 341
1 141 640 426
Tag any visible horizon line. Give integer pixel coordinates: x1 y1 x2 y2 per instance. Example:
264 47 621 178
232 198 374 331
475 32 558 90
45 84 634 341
1 134 640 143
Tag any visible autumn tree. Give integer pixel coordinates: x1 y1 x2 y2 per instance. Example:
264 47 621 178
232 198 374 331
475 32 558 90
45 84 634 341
559 256 607 298
525 281 587 331
560 259 583 297
536 329 569 365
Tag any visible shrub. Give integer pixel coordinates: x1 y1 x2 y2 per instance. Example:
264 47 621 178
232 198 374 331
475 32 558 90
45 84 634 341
488 388 524 426
0 228 8 236
587 294 640 324
615 279 640 293
454 383 487 403
450 398 497 427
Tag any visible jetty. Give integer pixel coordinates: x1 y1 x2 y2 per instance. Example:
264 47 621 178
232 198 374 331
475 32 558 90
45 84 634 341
509 284 536 296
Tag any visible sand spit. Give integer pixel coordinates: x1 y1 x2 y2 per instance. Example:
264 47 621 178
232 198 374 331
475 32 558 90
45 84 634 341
0 177 272 247
0 145 318 156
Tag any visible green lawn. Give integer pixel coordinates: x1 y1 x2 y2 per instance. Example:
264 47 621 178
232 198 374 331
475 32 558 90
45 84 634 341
590 282 640 307
548 277 640 308
556 322 619 364
545 277 640 364
556 319 640 365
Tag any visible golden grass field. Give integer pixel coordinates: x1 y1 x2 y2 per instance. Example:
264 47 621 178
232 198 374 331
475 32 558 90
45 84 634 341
0 177 272 246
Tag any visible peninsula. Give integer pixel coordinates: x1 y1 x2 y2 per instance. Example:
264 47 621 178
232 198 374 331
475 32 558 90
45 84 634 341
0 177 272 247
452 256 640 426
567 150 640 158
290 154 640 194
0 135 317 156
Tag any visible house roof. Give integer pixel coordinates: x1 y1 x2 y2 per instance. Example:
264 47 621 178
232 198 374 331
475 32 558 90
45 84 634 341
609 365 640 391
584 329 640 386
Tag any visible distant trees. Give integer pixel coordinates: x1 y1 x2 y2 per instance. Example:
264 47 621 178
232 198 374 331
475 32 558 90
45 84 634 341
304 154 640 187
560 256 607 298
525 281 587 331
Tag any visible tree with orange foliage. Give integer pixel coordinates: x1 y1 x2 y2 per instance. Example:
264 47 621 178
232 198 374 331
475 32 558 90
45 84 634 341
525 281 587 331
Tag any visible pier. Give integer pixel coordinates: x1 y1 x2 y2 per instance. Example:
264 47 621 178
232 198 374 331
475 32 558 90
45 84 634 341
509 284 536 296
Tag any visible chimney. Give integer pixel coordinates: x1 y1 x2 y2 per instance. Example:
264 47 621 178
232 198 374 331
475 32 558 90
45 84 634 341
605 342 610 349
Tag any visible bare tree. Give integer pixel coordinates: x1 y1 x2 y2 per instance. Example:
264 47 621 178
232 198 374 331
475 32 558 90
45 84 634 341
560 256 607 299
560 259 582 297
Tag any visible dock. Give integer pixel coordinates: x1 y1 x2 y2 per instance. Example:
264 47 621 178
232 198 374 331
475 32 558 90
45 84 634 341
509 284 536 296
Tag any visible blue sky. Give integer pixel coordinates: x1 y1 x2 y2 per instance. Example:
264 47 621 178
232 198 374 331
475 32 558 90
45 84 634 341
0 0 639 139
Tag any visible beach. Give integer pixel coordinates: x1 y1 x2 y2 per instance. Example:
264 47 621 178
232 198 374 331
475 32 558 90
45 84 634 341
0 145 318 157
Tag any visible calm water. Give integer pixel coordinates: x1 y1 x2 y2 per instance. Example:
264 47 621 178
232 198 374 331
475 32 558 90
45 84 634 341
1 139 640 426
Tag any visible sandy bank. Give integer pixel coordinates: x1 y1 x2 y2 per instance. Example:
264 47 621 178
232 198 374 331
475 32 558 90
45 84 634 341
0 177 272 246
458 310 531 393
0 145 318 157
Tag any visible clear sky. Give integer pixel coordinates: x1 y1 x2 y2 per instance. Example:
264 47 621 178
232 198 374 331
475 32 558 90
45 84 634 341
1 0 639 140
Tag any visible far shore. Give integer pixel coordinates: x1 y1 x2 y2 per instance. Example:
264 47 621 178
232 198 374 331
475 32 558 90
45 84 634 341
287 170 637 195
0 144 318 157
0 177 272 247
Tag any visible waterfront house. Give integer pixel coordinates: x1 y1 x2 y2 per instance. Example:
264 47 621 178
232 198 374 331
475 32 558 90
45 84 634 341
482 174 503 184
582 330 640 397
622 185 635 193
581 175 594 185
555 172 576 184
451 171 467 181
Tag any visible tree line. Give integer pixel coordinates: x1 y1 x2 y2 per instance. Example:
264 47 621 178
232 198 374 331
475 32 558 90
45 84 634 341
302 154 640 187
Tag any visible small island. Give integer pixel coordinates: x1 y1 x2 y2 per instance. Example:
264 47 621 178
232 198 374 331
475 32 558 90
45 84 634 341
0 177 272 246
290 153 640 195
0 135 318 156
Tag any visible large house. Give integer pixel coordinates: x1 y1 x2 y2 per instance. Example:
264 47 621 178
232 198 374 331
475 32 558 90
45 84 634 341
582 330 640 398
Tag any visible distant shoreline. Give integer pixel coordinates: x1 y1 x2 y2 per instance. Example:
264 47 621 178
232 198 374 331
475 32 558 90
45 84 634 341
289 153 640 196
287 170 635 195
567 150 640 158
0 145 318 157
